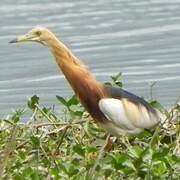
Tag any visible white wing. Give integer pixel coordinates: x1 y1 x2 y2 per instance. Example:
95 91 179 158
99 98 160 134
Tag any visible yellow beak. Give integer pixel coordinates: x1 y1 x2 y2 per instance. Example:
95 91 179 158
9 33 39 43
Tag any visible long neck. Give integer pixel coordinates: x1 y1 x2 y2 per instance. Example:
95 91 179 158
47 37 106 116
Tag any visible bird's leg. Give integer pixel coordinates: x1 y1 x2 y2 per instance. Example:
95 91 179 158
88 134 111 179
119 135 134 152
104 134 115 152
121 135 131 146
123 136 129 144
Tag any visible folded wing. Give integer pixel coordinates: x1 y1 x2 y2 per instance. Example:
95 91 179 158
98 86 161 135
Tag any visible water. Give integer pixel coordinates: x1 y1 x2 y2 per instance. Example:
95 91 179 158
0 0 180 116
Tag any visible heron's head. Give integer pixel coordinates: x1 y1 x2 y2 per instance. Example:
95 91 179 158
9 27 55 45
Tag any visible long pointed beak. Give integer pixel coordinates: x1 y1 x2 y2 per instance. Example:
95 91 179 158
9 34 38 44
9 38 19 43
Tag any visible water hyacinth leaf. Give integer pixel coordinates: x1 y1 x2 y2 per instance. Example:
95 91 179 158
27 95 39 110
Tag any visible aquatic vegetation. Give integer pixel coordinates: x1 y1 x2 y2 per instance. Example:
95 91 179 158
0 74 179 179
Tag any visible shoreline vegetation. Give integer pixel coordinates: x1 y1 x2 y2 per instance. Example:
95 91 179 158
0 73 179 179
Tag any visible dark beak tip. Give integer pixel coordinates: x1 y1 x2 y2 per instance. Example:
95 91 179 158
9 38 18 43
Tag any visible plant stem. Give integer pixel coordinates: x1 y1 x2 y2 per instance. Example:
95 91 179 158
0 125 18 179
88 134 111 179
33 120 86 128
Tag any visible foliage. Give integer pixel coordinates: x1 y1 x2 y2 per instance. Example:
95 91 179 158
0 74 179 180
104 72 123 87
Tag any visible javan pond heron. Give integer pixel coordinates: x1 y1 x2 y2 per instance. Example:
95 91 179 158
10 27 164 136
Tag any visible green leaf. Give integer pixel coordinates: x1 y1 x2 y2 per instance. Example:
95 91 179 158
73 144 85 157
115 81 122 87
67 95 79 106
30 135 40 146
30 170 41 180
18 150 27 161
174 103 180 111
104 72 123 87
42 107 51 114
111 72 122 82
153 161 167 176
72 110 84 117
68 165 79 177
14 175 24 180
149 100 165 112
85 145 97 153
3 119 15 125
58 162 68 174
103 167 113 178
27 95 39 110
71 158 80 166
50 168 60 178
110 72 123 87
11 109 25 123
56 95 68 106
128 146 143 159
22 167 33 177
111 154 132 170
104 82 112 86
152 148 169 160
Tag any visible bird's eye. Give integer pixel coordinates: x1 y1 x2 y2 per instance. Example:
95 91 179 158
36 31 41 36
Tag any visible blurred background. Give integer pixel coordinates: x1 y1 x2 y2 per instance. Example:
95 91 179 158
0 0 180 116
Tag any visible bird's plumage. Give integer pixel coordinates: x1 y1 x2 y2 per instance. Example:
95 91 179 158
96 85 160 136
99 97 159 136
10 27 164 136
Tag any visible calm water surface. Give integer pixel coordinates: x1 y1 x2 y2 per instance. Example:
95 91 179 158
0 0 180 116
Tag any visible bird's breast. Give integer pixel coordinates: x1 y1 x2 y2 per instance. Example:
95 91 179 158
78 92 108 123
75 82 108 123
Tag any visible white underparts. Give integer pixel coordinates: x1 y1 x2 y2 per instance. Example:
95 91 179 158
98 98 160 136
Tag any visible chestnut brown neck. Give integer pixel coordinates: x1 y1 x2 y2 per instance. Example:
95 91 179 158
47 37 107 121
